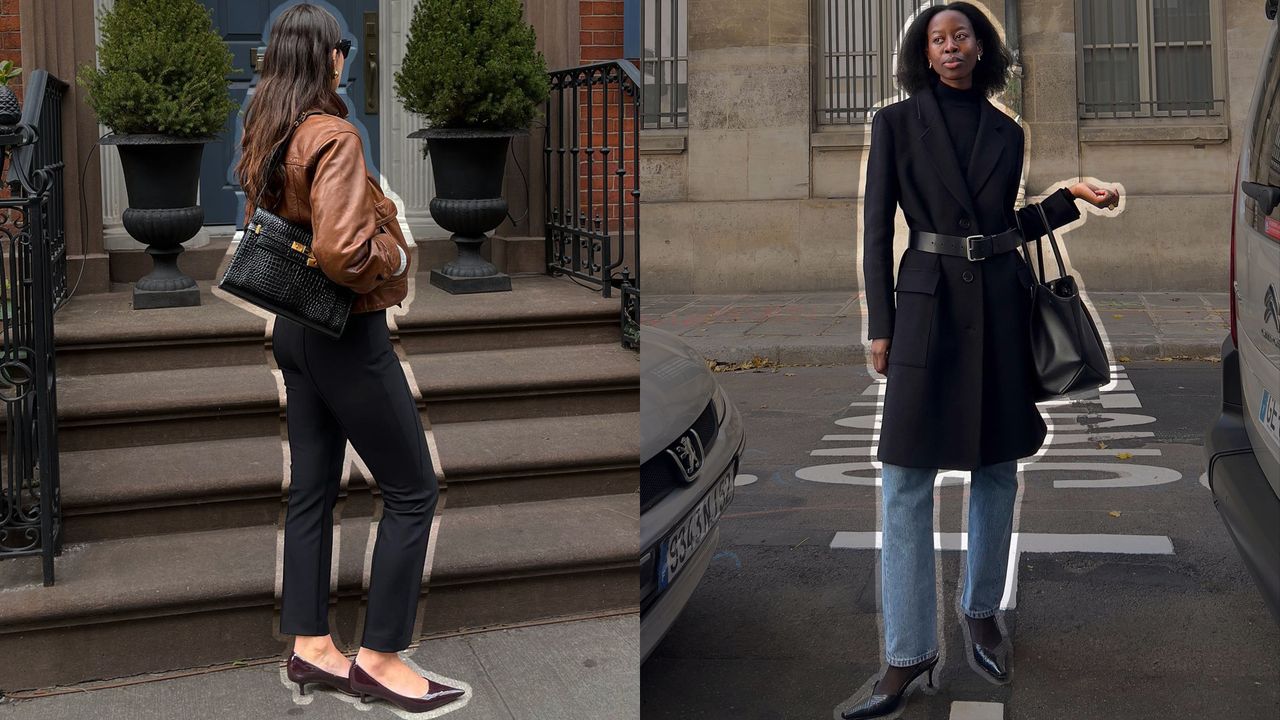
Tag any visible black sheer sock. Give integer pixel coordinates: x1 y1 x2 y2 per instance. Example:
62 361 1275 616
965 614 1001 649
873 658 932 695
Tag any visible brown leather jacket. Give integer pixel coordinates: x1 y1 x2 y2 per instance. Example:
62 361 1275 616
242 113 410 314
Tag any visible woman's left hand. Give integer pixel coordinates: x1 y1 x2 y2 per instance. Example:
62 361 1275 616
1071 181 1120 210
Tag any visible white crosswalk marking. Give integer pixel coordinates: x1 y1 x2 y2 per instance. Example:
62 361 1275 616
950 700 1005 719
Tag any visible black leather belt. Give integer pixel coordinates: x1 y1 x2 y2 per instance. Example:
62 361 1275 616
907 227 1022 262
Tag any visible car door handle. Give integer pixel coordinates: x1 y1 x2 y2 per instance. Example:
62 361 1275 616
1241 181 1280 214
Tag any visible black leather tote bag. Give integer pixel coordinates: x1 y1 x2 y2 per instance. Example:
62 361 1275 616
217 111 355 339
1018 203 1110 401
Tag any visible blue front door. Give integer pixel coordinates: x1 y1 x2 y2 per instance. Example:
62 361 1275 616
199 0 381 228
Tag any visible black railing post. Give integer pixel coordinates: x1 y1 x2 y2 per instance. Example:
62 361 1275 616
0 69 69 585
544 60 641 303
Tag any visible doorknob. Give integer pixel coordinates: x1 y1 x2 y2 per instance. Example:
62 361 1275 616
363 12 378 114
250 46 265 74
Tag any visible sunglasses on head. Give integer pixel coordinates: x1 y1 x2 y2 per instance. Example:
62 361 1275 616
334 38 352 58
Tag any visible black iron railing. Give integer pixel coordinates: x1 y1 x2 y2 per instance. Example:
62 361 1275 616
0 69 69 586
544 60 641 349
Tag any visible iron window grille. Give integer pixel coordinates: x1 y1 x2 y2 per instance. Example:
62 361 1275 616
815 0 945 125
641 0 687 129
1076 0 1225 119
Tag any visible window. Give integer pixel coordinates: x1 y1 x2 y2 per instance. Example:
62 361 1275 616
1077 0 1225 118
815 0 944 125
641 0 687 129
1247 42 1280 237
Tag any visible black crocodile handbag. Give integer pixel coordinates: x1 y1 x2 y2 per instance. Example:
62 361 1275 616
217 111 355 339
1019 203 1110 401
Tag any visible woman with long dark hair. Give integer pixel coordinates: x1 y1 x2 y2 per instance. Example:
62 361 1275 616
235 4 463 713
844 4 1119 718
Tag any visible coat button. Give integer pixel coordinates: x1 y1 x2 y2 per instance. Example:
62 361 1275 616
958 217 971 229
962 270 974 283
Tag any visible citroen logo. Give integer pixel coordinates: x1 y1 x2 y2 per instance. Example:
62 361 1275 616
665 428 705 484
1265 284 1279 333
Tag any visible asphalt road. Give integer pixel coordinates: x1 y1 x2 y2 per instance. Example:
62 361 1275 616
640 361 1280 720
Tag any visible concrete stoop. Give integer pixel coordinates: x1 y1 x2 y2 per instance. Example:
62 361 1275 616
0 272 639 693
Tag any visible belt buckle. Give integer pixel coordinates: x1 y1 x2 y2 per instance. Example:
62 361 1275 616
964 234 988 262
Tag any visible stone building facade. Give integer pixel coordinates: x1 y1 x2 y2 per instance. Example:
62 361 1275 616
640 0 1273 294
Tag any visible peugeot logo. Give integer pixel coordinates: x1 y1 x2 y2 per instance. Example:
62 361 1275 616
665 428 705 484
1265 284 1279 333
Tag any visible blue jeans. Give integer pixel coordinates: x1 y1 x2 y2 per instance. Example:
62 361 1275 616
879 460 1018 666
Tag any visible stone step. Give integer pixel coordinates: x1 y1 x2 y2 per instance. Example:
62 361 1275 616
0 493 638 691
409 342 639 423
54 274 625 374
395 273 624 353
53 286 268 376
50 363 281 452
58 412 639 542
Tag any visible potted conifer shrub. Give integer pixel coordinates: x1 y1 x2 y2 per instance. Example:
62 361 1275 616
78 0 236 309
395 0 550 294
0 61 22 126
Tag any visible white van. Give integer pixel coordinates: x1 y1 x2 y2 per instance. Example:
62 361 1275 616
1203 0 1280 625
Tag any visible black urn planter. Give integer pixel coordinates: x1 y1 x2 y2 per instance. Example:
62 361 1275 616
409 128 521 294
0 85 20 125
103 134 212 309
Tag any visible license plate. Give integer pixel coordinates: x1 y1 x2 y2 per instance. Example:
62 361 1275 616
658 470 735 590
1261 389 1280 445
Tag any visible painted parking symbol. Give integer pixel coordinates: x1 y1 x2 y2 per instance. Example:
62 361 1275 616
793 360 1184 611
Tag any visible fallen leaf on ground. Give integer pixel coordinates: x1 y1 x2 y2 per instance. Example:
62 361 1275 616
1108 511 1122 518
1117 355 1131 362
1096 441 1109 449
1116 452 1133 460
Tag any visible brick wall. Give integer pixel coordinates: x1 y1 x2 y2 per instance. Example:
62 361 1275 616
0 0 18 202
579 0 623 64
572 0 636 244
0 0 19 103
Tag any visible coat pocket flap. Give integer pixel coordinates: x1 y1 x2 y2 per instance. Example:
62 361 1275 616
894 267 940 295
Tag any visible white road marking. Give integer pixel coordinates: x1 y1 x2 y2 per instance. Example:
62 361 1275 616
734 473 758 487
1029 462 1181 488
831 531 1175 610
1100 393 1142 408
830 531 1174 555
950 700 1005 720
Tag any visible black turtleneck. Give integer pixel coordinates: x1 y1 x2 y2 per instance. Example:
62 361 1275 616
931 74 982 176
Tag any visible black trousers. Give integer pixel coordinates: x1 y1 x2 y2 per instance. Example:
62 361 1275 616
272 309 439 652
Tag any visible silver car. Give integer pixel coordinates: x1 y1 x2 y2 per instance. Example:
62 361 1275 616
639 325 746 660
1203 0 1280 624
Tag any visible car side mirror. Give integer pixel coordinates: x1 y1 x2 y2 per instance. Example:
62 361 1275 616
1241 180 1280 214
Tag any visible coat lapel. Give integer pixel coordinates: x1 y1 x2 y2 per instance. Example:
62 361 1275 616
913 82 1006 226
965 100 1005 203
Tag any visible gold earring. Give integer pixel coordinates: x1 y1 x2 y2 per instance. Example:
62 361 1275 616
332 69 339 78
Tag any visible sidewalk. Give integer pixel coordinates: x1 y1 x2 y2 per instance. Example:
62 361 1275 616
641 291 1229 366
0 614 638 720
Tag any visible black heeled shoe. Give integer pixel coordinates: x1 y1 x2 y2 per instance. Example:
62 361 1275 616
970 642 1008 684
963 615 1010 684
286 653 358 697
841 656 939 720
349 661 466 713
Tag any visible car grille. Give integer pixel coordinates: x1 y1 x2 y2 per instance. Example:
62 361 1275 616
641 398 718 513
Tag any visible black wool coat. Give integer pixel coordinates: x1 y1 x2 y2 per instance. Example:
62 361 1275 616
862 80 1081 471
